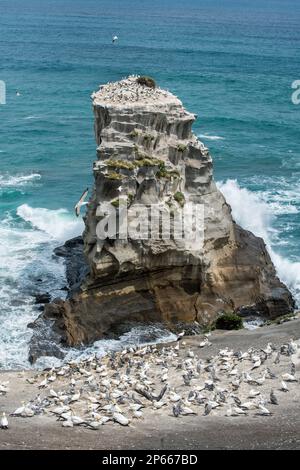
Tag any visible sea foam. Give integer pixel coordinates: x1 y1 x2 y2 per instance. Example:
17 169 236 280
17 204 84 242
0 173 41 188
218 179 300 304
198 134 225 141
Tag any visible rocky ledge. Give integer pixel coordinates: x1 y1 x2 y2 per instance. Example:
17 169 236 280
29 76 294 361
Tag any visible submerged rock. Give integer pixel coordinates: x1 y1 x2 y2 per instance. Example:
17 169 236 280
34 293 51 305
32 75 294 353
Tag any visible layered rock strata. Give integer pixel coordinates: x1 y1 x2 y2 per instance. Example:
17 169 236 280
36 76 294 350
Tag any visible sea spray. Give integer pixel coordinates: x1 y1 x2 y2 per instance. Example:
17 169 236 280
218 179 300 304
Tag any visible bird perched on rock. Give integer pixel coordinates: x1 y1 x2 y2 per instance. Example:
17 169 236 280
270 390 279 405
0 413 8 429
280 381 289 392
204 402 212 416
257 404 271 416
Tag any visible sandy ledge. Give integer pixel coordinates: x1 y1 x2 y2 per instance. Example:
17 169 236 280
0 318 300 450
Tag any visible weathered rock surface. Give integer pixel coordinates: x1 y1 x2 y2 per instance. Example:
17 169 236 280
33 76 294 351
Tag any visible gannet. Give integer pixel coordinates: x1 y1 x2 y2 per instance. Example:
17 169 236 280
291 363 296 376
113 412 129 426
0 384 9 395
282 373 297 382
248 389 260 398
204 402 212 416
74 188 89 217
169 392 181 402
262 343 273 355
274 352 280 364
251 358 261 370
12 402 34 417
176 331 185 341
172 403 181 417
280 380 289 392
199 338 211 348
180 405 197 416
0 412 8 429
270 390 279 405
232 406 247 415
257 404 271 416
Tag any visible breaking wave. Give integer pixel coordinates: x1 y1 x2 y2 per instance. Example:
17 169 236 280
218 179 300 303
0 173 41 188
17 204 84 242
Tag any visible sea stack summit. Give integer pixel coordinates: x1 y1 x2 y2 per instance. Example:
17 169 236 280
40 76 294 349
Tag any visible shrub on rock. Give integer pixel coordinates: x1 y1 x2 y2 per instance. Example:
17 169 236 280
216 312 243 330
137 76 156 89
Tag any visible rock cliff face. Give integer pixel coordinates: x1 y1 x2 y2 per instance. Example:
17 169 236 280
42 76 294 348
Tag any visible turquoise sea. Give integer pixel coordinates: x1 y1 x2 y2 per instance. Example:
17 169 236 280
0 0 300 368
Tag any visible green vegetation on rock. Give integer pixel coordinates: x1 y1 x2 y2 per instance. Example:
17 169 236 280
129 129 139 138
105 171 124 181
136 76 156 89
105 159 135 171
177 143 187 153
215 312 243 330
174 191 185 207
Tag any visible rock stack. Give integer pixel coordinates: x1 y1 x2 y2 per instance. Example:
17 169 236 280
35 76 294 353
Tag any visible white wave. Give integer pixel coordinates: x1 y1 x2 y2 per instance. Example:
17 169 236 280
198 134 225 141
0 173 41 188
36 325 177 369
23 115 42 120
17 204 84 242
0 216 66 369
217 179 300 303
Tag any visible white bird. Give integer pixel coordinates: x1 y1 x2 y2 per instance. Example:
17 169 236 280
232 406 247 415
112 35 119 43
62 420 73 428
199 338 210 348
251 359 261 370
177 331 185 340
262 343 273 355
280 381 289 392
52 405 70 416
38 378 48 388
248 389 260 398
255 373 266 386
282 373 297 382
69 392 81 403
153 401 166 409
180 405 197 416
1 413 8 429
240 401 257 411
169 392 182 402
113 412 129 426
71 415 85 426
257 404 271 416
87 420 102 430
74 188 89 217
12 403 34 418
0 384 9 394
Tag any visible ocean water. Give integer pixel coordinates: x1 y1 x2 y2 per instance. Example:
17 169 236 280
0 0 300 368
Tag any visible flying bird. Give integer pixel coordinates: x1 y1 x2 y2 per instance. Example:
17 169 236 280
74 188 89 217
